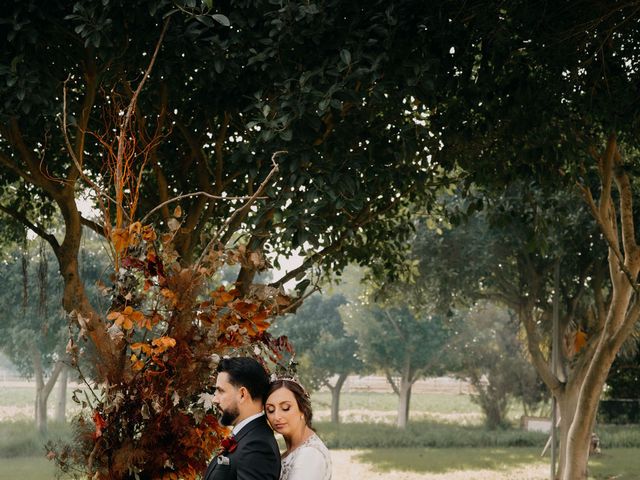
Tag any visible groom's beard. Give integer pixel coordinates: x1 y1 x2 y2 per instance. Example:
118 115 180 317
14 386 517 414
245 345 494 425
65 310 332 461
219 404 240 426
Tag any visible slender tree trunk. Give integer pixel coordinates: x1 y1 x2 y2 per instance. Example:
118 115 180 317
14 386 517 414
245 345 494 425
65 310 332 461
396 354 414 429
30 342 64 435
328 373 348 424
31 342 47 434
55 364 69 423
397 377 412 429
385 353 414 429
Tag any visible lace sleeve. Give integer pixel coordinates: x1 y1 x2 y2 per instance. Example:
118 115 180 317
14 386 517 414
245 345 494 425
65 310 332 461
285 446 330 480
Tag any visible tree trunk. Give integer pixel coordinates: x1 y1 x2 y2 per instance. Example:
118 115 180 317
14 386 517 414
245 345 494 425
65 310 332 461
397 376 412 429
328 373 348 424
30 342 64 435
555 382 580 480
562 345 618 480
55 364 69 423
385 353 414 429
560 133 640 478
56 193 120 382
31 342 47 434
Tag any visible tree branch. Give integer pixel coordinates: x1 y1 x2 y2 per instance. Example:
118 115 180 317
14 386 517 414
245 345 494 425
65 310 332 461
197 152 283 267
80 215 106 237
0 148 38 185
269 235 348 289
598 133 616 222
520 303 562 394
140 191 268 225
0 203 60 252
4 120 57 193
66 53 98 185
385 370 401 396
612 147 639 261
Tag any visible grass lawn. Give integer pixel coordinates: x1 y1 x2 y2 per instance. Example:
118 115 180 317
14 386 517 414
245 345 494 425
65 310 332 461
312 391 479 414
2 383 638 479
4 449 639 480
311 391 528 424
0 457 62 479
0 385 38 407
356 447 640 480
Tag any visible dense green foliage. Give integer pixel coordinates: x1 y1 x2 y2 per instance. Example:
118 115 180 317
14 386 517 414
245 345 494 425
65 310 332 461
0 0 461 274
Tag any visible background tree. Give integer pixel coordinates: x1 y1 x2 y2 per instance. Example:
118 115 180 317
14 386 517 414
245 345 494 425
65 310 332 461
344 288 457 429
452 302 548 429
425 3 640 477
412 187 611 477
0 240 67 433
271 293 363 424
0 234 108 433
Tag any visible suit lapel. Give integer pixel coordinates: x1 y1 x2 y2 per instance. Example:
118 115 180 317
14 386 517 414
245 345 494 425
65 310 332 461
204 415 270 480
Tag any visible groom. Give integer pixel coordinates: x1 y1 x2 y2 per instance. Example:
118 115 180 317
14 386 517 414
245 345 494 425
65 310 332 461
204 357 280 480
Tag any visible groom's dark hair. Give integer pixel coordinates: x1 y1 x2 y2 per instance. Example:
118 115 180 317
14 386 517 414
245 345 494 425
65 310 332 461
216 357 270 402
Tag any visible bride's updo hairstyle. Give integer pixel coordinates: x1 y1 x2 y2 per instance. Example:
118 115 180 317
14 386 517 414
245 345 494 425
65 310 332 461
267 378 314 429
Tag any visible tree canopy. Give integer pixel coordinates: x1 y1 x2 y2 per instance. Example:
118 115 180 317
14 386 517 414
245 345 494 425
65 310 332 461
3 1 640 479
0 2 460 477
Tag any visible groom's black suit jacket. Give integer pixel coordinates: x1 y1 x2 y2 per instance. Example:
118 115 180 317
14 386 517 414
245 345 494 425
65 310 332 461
204 415 280 480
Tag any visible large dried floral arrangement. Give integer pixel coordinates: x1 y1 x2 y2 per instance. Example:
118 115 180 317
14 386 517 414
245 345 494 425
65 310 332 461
49 216 293 479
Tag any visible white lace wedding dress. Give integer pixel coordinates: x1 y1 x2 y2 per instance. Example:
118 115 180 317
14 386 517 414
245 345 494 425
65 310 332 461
279 433 332 480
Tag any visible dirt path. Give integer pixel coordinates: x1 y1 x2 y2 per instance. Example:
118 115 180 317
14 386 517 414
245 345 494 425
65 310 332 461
330 450 549 480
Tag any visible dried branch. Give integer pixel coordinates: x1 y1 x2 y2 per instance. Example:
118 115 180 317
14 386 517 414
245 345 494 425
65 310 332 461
114 17 170 228
61 75 120 217
140 191 268 224
196 151 284 267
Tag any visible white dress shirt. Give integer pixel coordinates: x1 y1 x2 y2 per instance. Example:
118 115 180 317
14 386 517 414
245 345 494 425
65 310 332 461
232 411 265 436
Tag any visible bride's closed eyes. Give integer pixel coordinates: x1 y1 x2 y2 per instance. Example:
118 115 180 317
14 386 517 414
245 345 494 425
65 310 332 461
265 402 291 414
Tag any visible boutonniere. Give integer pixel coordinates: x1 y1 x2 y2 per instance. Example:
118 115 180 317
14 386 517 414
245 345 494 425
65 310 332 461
220 435 238 454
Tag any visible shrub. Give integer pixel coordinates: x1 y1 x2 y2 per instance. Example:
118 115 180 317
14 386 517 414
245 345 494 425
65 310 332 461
315 420 548 449
596 424 640 448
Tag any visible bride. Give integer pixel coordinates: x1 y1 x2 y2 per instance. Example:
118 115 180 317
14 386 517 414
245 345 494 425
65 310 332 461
265 378 332 480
